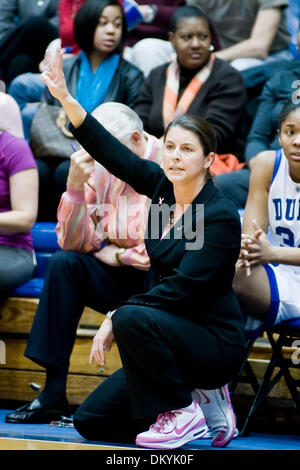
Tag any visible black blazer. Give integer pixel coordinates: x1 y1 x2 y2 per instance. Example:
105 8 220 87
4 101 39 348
71 114 246 347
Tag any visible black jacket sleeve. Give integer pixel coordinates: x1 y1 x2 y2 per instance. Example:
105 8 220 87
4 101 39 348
71 113 164 199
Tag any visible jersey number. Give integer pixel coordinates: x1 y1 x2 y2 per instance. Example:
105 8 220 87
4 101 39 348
275 226 299 247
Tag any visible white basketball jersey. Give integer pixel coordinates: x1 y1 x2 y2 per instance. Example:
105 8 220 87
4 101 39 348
268 149 300 275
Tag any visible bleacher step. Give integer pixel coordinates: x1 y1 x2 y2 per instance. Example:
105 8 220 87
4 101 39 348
0 369 106 405
0 297 102 334
0 336 122 376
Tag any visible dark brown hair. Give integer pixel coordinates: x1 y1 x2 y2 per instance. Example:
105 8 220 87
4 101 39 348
164 114 217 156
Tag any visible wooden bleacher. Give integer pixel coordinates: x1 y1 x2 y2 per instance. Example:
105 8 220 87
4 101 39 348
0 297 121 405
0 295 299 407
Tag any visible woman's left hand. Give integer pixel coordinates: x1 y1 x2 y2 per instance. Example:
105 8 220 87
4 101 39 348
239 219 275 267
89 318 115 366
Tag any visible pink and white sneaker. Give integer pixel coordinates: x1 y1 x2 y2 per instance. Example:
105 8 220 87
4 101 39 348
192 385 236 447
135 400 208 449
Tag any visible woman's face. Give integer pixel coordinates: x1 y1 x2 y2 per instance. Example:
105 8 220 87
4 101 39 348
279 108 300 181
169 17 211 69
163 125 213 186
93 5 123 55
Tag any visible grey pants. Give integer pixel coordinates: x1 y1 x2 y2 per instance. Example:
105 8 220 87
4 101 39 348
0 245 35 295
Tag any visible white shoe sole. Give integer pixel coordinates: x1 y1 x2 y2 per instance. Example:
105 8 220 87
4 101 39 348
136 423 209 449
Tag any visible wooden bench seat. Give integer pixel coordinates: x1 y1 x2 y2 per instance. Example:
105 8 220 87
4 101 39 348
0 297 122 405
1 296 299 406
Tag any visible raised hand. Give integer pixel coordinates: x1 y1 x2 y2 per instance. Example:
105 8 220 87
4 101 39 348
41 46 86 128
40 46 70 103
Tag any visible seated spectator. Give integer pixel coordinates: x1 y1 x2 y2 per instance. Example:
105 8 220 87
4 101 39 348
32 0 144 221
233 99 300 337
134 5 246 157
29 45 246 449
0 0 59 85
187 0 293 71
122 0 185 77
0 92 38 297
8 0 87 142
214 26 300 209
5 101 162 425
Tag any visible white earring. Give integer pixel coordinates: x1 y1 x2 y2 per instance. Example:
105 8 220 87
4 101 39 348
209 44 214 52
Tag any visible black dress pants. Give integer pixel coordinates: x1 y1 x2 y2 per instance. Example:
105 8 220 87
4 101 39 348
0 17 58 84
73 305 244 443
25 250 147 373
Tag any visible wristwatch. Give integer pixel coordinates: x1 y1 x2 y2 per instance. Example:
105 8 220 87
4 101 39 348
115 248 126 266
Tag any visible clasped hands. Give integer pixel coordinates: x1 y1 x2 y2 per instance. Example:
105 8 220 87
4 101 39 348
237 219 275 276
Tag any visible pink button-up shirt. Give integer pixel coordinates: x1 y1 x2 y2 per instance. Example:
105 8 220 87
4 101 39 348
56 133 162 270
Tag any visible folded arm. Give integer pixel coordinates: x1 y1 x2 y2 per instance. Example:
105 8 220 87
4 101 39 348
216 8 282 62
0 169 38 233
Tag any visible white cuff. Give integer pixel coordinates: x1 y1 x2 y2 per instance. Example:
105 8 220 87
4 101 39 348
106 310 116 320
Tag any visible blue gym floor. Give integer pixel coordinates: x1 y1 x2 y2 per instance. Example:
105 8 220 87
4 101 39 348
0 409 300 451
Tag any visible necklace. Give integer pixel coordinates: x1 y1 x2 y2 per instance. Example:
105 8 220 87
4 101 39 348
169 210 175 226
169 206 183 226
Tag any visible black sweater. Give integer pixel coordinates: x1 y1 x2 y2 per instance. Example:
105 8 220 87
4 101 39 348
134 58 247 156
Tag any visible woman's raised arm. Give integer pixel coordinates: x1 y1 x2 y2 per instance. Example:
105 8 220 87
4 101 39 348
41 47 86 128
